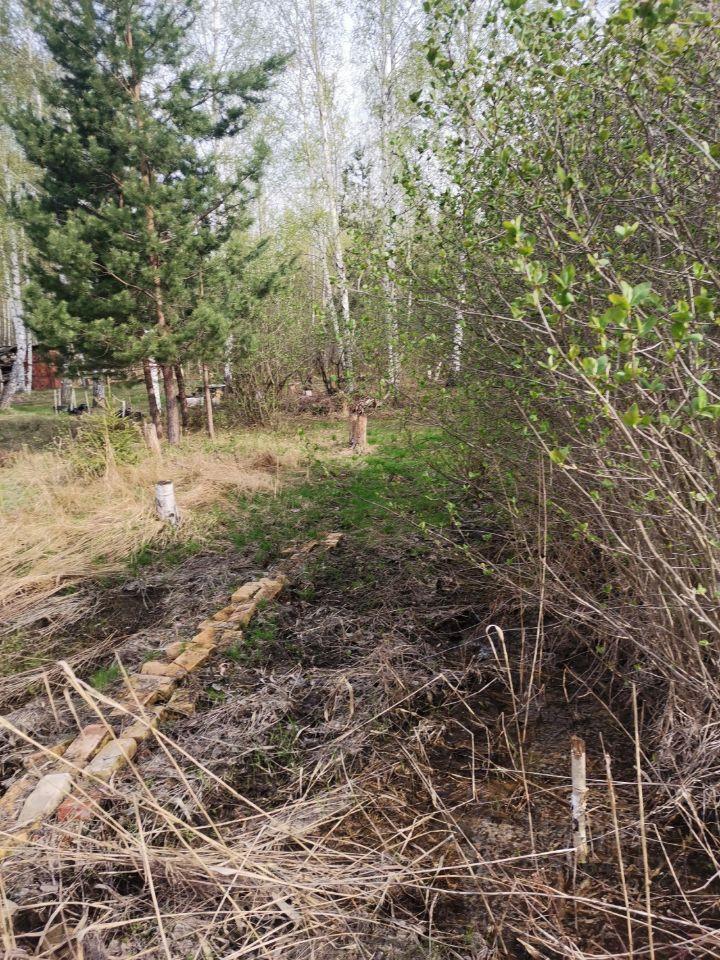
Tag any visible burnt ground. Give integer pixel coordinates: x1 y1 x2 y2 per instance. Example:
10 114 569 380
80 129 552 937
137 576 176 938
1 434 718 958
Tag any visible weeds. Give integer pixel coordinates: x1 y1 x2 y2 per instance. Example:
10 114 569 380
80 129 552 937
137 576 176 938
224 423 450 565
88 662 121 691
141 650 163 663
1 471 717 959
226 616 279 666
66 411 141 477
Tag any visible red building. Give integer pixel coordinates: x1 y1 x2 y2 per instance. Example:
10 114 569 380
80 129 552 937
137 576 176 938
0 343 60 391
31 348 61 390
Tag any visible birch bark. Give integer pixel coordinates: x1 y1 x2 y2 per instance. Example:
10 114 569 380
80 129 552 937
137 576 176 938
306 0 354 390
376 0 401 396
0 172 28 409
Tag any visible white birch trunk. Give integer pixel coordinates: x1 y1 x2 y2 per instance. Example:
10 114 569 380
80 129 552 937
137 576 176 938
25 333 32 392
149 358 162 411
377 0 401 396
155 480 180 525
383 270 400 394
448 9 477 387
451 307 464 380
321 249 343 352
0 179 28 408
21 238 31 392
570 735 588 864
307 0 354 390
448 274 466 384
223 334 234 391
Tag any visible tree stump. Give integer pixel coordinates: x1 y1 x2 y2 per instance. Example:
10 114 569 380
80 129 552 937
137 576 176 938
349 412 367 452
348 398 376 454
155 480 180 525
142 421 162 457
92 376 106 408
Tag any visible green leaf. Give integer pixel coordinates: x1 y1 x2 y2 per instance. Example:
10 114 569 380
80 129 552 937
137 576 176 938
630 282 652 305
622 403 643 428
614 222 640 240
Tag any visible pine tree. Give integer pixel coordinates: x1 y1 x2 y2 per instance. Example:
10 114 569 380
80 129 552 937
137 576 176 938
9 0 285 441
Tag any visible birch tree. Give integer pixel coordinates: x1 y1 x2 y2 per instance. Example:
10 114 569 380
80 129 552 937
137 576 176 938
356 0 418 396
0 168 27 408
277 0 355 390
0 4 40 408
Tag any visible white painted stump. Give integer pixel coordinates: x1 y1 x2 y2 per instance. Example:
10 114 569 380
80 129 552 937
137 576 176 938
155 480 180 526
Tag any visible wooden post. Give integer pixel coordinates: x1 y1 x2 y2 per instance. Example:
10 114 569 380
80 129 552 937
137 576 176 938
353 413 368 452
570 735 588 864
155 480 179 525
60 378 72 409
175 363 189 430
633 683 655 960
348 400 370 454
604 751 634 955
142 421 162 457
202 364 215 440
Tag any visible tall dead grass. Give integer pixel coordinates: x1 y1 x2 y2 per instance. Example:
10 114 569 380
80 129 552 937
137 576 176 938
3 644 717 959
0 426 311 636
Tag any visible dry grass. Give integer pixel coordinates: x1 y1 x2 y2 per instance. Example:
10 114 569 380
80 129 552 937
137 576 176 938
3 634 717 959
0 420 334 637
1 523 717 958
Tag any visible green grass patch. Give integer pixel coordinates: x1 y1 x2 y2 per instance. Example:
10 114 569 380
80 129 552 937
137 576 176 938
0 632 47 676
222 423 452 565
226 614 280 666
0 410 72 452
89 662 122 691
128 537 204 574
141 649 164 663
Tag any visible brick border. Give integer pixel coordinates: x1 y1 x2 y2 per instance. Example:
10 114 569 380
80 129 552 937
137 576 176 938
0 533 342 855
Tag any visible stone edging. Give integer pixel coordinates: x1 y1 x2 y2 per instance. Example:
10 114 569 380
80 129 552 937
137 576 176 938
0 532 342 858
